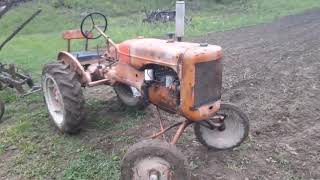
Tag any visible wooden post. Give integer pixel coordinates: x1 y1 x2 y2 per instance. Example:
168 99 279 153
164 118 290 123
67 39 71 52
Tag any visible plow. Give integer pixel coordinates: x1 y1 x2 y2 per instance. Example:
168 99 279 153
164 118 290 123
0 6 41 122
0 63 41 121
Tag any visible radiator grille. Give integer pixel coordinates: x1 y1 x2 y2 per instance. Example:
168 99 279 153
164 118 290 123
194 60 222 108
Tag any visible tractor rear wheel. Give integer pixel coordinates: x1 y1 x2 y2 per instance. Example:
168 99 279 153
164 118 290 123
194 103 249 151
120 139 190 180
42 62 85 134
0 100 4 122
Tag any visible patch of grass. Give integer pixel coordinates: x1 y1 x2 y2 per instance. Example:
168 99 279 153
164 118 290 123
0 93 123 179
87 99 145 130
226 155 251 172
112 107 145 131
6 120 33 140
89 107 145 131
0 144 5 155
90 116 115 130
63 152 120 180
51 0 174 17
0 90 18 103
272 153 292 171
113 135 134 143
226 136 254 171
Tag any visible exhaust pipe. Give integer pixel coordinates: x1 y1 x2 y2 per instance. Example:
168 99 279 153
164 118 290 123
175 1 185 42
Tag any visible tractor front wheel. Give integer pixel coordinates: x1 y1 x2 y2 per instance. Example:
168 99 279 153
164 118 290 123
42 62 85 134
194 103 249 151
0 100 4 122
120 139 190 180
114 83 147 109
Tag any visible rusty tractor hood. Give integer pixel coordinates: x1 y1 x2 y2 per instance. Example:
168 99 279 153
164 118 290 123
117 38 222 70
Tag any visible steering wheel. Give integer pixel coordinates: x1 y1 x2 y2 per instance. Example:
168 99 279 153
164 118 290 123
80 12 108 39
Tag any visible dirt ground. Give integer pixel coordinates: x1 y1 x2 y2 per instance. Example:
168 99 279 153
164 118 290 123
82 9 320 180
189 9 320 180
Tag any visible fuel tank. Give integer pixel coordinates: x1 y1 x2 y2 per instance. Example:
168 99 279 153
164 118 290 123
117 38 222 72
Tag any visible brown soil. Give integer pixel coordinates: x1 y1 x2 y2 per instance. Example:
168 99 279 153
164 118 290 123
83 9 320 180
191 9 320 180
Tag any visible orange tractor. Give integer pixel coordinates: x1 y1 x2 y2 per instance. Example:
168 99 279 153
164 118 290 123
42 13 249 180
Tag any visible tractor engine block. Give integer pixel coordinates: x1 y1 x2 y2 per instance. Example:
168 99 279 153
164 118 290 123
147 66 180 113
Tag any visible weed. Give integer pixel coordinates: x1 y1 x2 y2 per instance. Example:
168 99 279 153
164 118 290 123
0 144 5 155
272 153 292 171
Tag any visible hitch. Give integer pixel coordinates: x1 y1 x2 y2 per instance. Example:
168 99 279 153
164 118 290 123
0 63 41 97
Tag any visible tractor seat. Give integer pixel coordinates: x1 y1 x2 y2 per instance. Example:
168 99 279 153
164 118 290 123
63 29 102 62
71 51 102 62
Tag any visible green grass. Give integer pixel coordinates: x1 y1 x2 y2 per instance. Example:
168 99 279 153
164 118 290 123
1 0 320 73
63 152 120 180
0 0 320 179
0 90 144 179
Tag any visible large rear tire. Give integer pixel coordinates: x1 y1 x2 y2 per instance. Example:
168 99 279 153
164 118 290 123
0 100 4 122
121 139 190 180
42 62 85 134
194 103 249 151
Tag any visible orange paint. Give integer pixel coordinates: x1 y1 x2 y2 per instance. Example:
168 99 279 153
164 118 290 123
59 35 223 122
62 29 92 40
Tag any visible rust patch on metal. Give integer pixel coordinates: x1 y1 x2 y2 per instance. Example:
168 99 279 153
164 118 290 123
148 84 178 113
57 51 92 85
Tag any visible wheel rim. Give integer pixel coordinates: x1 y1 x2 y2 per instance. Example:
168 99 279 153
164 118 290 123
43 75 65 127
133 157 173 180
199 107 245 149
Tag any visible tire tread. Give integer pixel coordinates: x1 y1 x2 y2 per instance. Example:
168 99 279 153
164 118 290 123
42 62 85 134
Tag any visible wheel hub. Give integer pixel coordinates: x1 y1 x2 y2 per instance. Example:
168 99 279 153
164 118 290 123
133 157 172 180
149 171 160 180
197 105 246 149
200 114 226 131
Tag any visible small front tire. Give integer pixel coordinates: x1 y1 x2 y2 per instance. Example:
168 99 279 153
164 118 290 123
114 83 147 109
194 103 249 150
121 139 190 180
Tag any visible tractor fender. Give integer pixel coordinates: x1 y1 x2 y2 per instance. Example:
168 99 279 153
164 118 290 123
57 51 91 85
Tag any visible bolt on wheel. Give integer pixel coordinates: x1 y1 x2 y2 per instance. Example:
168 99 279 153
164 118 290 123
134 157 171 180
194 103 249 150
120 139 189 180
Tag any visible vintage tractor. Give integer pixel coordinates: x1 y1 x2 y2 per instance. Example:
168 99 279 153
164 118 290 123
42 12 249 180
